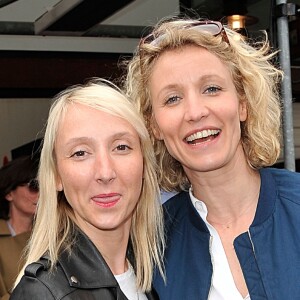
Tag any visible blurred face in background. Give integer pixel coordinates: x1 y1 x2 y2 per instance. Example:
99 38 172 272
5 180 39 218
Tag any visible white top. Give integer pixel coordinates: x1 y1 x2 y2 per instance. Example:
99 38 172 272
115 263 147 300
190 189 251 300
6 220 16 236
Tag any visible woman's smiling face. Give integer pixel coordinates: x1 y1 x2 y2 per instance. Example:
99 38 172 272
149 45 247 176
54 103 144 236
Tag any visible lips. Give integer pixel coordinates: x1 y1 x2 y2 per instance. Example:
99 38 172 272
185 129 220 144
91 193 121 208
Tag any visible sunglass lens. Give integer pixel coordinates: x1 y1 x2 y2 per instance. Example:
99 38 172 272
28 179 39 192
193 23 221 35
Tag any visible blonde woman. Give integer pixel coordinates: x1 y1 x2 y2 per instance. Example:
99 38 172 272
11 79 164 300
125 16 300 300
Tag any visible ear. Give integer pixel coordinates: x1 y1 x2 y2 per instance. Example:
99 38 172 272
5 192 13 202
150 115 164 140
239 100 247 122
56 176 63 192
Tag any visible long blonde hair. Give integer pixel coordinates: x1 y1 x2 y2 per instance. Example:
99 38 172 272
16 78 164 291
125 16 283 191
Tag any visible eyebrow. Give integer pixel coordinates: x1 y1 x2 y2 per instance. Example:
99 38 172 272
156 74 226 97
200 74 227 82
64 131 137 146
156 84 180 100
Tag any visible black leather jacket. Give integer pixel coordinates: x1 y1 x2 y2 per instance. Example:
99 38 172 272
10 229 159 300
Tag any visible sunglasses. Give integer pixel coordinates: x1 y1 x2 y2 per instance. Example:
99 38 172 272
22 179 39 193
139 20 230 51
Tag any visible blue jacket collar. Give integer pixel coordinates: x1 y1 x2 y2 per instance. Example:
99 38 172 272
251 168 277 227
186 168 277 231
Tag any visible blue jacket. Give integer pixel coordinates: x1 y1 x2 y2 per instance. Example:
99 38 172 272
154 168 300 300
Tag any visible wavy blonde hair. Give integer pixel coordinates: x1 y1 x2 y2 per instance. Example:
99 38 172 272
124 16 283 191
16 78 165 291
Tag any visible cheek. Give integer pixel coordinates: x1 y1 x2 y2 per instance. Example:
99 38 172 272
124 155 144 192
61 176 86 211
151 117 164 140
219 103 243 125
130 155 144 179
153 110 176 140
57 162 92 193
151 100 173 136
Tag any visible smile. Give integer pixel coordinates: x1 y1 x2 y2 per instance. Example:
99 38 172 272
185 129 220 144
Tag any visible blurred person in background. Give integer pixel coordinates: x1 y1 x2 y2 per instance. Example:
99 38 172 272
0 155 39 300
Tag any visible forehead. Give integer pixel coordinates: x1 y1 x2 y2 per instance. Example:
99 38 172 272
56 103 139 140
150 45 231 80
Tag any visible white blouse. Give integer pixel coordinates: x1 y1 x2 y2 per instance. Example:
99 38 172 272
115 263 147 300
190 189 251 300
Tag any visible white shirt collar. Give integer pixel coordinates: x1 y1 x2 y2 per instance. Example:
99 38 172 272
188 188 250 300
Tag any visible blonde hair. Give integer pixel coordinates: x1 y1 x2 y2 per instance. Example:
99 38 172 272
125 16 283 191
16 78 164 291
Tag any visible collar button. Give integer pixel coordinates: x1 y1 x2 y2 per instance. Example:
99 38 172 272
70 276 79 285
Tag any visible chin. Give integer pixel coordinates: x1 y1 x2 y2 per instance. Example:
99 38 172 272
94 220 124 231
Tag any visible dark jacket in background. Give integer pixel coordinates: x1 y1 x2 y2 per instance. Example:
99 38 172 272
154 168 300 300
10 229 159 300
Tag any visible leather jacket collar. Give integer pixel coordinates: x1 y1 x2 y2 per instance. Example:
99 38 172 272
38 228 158 299
56 229 121 289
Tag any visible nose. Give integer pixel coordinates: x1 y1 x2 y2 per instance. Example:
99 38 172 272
95 152 117 184
184 92 209 122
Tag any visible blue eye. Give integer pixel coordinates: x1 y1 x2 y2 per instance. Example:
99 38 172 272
204 86 221 94
165 95 181 105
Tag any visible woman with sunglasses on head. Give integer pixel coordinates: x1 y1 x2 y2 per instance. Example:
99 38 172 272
10 78 165 300
0 155 39 300
125 16 300 300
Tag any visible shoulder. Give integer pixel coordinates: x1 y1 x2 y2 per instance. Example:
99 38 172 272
261 168 300 202
264 167 300 182
163 191 190 218
0 219 10 236
11 258 73 300
162 191 192 231
0 232 31 269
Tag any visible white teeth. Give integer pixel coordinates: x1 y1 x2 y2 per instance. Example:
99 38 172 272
186 129 220 142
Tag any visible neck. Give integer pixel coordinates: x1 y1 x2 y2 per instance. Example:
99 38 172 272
9 211 33 235
99 233 129 275
83 222 131 275
189 153 260 228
